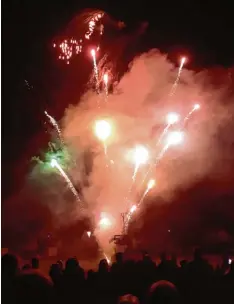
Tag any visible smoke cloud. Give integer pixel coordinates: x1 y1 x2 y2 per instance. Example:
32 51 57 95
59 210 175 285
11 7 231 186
62 50 234 254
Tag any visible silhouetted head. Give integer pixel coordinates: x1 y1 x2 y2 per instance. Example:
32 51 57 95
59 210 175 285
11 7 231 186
160 252 167 262
2 254 18 277
49 263 62 279
22 264 31 271
193 248 202 261
31 257 39 269
65 257 79 273
118 294 140 304
148 280 179 304
57 260 63 270
14 272 53 304
180 260 187 268
116 252 123 264
98 259 109 273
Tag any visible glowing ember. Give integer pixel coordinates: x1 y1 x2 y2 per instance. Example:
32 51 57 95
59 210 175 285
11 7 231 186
166 131 184 146
130 205 137 213
194 103 200 110
147 179 156 190
166 112 180 125
99 214 112 228
94 120 112 141
133 145 149 165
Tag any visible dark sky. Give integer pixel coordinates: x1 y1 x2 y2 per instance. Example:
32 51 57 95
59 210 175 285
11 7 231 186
2 0 234 200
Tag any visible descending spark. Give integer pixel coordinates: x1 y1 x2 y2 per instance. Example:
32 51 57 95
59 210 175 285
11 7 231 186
169 56 186 97
103 253 111 265
103 73 109 101
166 131 184 146
142 130 184 187
138 179 156 206
91 49 100 93
85 13 104 40
132 145 149 181
99 213 112 229
94 120 112 142
184 103 200 122
50 159 81 201
87 231 91 237
54 12 104 62
54 39 82 64
156 112 180 146
125 204 137 230
45 111 63 142
167 112 180 125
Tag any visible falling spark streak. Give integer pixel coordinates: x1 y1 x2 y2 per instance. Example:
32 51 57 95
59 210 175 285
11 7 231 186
138 179 155 206
184 103 200 122
103 253 111 265
169 57 186 97
45 111 63 142
132 145 149 181
103 73 109 101
87 231 91 237
51 159 81 202
141 131 183 188
142 112 180 186
91 49 100 94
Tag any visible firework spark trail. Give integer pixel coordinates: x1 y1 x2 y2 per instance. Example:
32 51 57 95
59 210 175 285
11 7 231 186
183 104 200 124
141 112 180 186
103 73 109 102
45 111 63 143
169 57 186 97
91 49 100 94
54 11 104 62
51 159 81 202
84 12 104 40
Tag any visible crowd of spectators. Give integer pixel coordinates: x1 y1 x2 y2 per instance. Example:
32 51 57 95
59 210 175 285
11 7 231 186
2 249 234 304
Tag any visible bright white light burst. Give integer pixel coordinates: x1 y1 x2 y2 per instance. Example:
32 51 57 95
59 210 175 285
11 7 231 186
167 131 184 146
166 112 180 125
133 145 149 165
94 120 112 141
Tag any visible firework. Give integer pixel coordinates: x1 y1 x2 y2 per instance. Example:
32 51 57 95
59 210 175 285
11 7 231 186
166 112 180 125
91 49 100 93
94 119 112 142
184 103 201 122
99 213 112 229
166 131 184 146
132 145 149 181
169 56 187 97
50 159 81 202
45 111 63 142
53 39 82 64
103 73 109 101
87 231 91 237
54 11 104 63
138 179 156 205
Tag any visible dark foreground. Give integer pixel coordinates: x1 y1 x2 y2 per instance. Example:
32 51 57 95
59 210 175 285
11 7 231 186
2 250 234 304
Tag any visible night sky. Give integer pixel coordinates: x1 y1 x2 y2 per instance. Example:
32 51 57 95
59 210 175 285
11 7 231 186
2 0 234 251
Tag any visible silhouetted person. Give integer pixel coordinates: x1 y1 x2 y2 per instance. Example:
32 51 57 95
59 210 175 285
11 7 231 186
148 280 179 304
13 272 54 304
31 257 39 270
118 294 140 304
2 254 19 303
22 264 31 271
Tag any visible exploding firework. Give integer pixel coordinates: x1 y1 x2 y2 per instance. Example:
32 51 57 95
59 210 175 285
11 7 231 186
51 159 81 202
132 145 149 181
169 56 187 97
53 10 105 63
45 111 63 142
94 119 112 142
